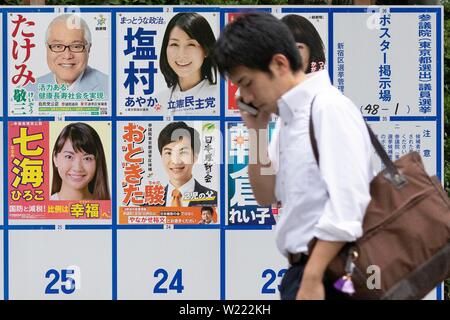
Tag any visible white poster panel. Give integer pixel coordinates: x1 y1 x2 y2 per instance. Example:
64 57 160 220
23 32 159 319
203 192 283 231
7 11 111 116
116 11 220 116
117 120 220 225
117 229 220 299
9 230 112 299
226 229 286 300
334 10 437 117
368 120 436 175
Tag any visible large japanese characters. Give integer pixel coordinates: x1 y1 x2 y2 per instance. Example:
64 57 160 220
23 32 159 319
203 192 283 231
8 121 112 223
116 11 220 116
8 13 111 116
117 121 220 225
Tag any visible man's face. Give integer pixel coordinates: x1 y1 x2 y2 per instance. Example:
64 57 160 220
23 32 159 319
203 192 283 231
46 20 89 85
201 210 213 224
161 136 197 188
229 64 283 115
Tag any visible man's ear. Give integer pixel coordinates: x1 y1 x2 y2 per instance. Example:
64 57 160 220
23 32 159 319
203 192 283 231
269 54 291 76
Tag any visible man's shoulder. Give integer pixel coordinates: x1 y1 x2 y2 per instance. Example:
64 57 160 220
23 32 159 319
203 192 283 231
79 66 109 92
25 72 54 92
83 66 108 82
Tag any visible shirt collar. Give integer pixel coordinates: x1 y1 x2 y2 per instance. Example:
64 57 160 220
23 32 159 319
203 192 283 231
167 176 196 202
277 70 331 121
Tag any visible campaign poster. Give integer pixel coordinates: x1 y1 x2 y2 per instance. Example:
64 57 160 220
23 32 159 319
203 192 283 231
8 12 111 116
225 11 328 116
333 10 438 117
226 122 277 226
118 120 220 225
116 11 220 116
8 121 112 222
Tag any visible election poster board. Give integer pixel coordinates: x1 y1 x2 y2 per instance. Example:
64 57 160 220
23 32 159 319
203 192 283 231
0 5 444 301
7 11 111 117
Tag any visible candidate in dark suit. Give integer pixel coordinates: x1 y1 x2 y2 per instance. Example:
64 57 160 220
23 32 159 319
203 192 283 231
158 122 217 207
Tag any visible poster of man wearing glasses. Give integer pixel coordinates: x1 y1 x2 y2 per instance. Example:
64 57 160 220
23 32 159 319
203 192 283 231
8 12 111 116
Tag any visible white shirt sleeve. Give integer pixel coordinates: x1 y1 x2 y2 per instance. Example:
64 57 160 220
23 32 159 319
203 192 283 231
311 93 373 242
267 118 281 174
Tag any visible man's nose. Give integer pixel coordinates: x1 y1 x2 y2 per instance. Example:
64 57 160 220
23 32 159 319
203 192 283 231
240 88 254 105
171 152 184 164
62 47 74 58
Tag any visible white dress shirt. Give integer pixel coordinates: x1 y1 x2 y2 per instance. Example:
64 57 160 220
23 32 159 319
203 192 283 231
167 176 196 207
268 70 375 257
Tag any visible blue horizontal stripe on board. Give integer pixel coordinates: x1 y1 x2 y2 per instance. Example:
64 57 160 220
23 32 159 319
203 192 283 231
389 116 437 121
116 225 164 230
63 117 114 122
64 7 114 13
281 8 329 13
390 7 441 13
111 7 164 13
222 8 272 13
7 225 55 230
173 7 220 13
5 8 54 13
7 116 55 121
363 116 380 121
173 224 221 230
173 115 221 121
116 116 164 121
65 225 113 230
225 225 273 231
224 117 242 122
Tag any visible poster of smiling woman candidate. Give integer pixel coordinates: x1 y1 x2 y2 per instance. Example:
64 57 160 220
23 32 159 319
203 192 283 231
117 120 220 225
116 10 220 117
8 121 112 223
8 12 111 117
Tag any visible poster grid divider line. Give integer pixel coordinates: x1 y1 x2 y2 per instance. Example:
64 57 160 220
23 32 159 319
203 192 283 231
328 8 333 83
3 8 8 300
112 7 164 13
110 7 118 301
116 116 163 121
364 116 381 122
436 7 443 185
389 116 438 121
173 116 221 121
173 224 220 230
173 7 221 13
225 225 273 231
116 225 164 230
65 225 113 230
223 117 242 122
219 9 226 301
7 225 55 230
281 7 330 13
4 7 54 13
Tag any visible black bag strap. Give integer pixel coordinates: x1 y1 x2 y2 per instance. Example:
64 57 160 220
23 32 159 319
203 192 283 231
309 97 407 188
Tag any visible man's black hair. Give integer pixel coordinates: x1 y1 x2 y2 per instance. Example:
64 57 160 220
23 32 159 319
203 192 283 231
213 12 302 76
158 121 201 155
